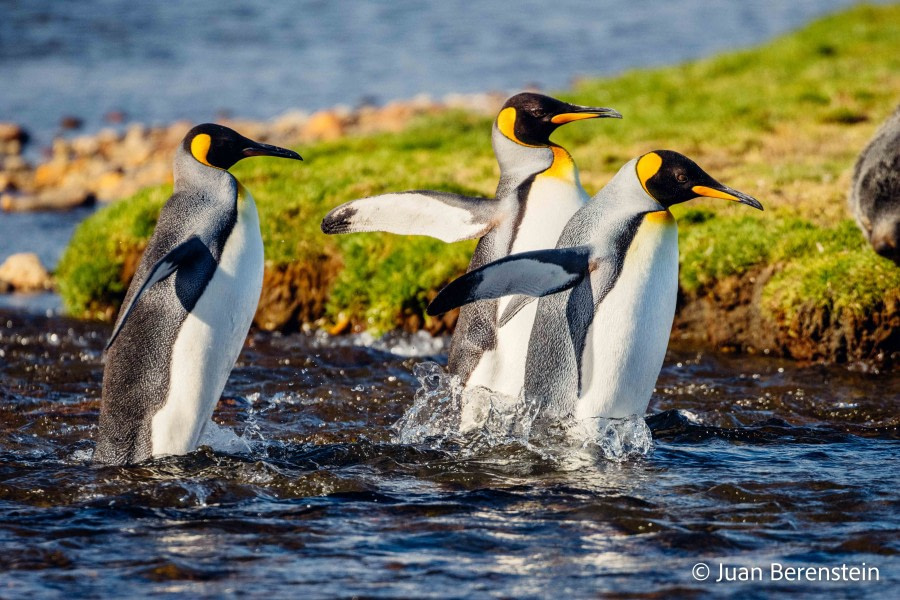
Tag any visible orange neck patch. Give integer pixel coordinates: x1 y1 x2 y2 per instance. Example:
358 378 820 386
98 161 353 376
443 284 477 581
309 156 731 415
190 133 214 167
539 146 576 181
644 209 675 225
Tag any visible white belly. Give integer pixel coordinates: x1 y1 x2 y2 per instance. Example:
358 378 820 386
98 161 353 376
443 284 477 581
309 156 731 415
151 195 264 457
576 216 678 421
463 177 586 426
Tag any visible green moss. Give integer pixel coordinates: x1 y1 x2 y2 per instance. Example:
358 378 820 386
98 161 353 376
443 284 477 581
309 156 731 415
763 249 900 320
56 4 900 332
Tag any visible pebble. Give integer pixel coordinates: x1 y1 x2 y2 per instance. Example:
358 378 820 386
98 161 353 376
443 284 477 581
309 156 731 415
0 253 53 292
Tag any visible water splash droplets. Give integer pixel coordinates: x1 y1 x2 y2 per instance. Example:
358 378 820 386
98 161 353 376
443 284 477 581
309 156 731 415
393 362 653 464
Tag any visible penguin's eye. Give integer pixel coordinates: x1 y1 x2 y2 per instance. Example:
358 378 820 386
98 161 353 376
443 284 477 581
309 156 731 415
676 174 688 183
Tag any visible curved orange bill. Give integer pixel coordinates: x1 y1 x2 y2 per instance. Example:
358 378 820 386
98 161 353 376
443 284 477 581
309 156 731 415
550 105 622 124
692 185 763 210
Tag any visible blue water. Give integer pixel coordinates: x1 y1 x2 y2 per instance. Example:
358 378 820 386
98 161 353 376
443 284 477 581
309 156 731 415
0 0 882 150
1 312 897 598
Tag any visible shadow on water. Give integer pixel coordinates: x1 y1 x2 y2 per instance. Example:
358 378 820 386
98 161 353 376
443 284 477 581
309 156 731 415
1 309 898 597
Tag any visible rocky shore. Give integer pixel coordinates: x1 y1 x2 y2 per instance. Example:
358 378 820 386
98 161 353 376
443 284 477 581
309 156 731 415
0 93 506 212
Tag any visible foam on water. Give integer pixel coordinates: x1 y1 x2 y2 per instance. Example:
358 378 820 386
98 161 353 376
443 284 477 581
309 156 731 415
312 329 447 357
393 361 654 463
198 419 254 455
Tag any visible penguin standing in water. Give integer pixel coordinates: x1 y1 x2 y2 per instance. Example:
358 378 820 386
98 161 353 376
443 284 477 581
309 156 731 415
321 93 621 404
428 151 762 428
94 124 302 465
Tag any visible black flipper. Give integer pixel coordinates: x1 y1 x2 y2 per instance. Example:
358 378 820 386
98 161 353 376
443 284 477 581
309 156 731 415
105 236 210 350
427 246 594 315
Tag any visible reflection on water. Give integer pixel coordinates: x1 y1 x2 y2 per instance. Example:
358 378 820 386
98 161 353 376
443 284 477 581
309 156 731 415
1 309 897 596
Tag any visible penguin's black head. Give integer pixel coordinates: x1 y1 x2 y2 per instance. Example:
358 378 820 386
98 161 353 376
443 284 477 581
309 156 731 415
636 150 763 210
183 123 302 170
496 92 622 147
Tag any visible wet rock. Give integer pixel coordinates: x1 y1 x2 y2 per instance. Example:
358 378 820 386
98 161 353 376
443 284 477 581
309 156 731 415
0 253 53 292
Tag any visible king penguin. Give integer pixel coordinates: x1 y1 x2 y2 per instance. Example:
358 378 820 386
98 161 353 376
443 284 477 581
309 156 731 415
93 123 302 465
428 150 762 430
321 93 621 405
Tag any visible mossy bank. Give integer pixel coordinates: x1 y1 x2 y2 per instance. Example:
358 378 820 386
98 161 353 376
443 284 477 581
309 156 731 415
57 4 900 364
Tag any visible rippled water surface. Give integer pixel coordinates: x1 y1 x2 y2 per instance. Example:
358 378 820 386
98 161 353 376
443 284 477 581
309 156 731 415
1 309 897 597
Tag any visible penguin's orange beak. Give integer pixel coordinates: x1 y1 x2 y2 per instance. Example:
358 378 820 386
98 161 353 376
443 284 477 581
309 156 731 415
550 104 622 124
692 184 763 210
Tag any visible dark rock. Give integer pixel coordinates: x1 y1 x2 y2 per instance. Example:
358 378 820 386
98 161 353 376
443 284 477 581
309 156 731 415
60 115 83 130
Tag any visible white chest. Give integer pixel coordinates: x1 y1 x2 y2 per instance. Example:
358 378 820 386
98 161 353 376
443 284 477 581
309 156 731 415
151 193 265 457
464 178 587 406
509 176 587 255
576 215 679 421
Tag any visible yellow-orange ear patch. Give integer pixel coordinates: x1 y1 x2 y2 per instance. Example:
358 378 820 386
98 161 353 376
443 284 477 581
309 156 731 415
636 152 662 195
190 133 213 167
496 107 520 143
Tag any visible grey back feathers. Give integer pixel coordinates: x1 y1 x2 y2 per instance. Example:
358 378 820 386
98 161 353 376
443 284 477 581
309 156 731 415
850 104 900 264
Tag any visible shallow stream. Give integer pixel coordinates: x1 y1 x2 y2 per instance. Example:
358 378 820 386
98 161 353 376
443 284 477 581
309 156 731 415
1 308 896 597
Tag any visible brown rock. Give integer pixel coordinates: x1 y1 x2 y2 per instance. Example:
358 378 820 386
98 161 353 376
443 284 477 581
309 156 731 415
272 110 309 138
0 253 52 292
30 186 95 210
0 139 23 157
302 110 346 141
33 160 70 189
93 170 126 202
0 122 28 144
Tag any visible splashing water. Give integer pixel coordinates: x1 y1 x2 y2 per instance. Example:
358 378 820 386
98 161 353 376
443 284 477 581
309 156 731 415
392 361 654 463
